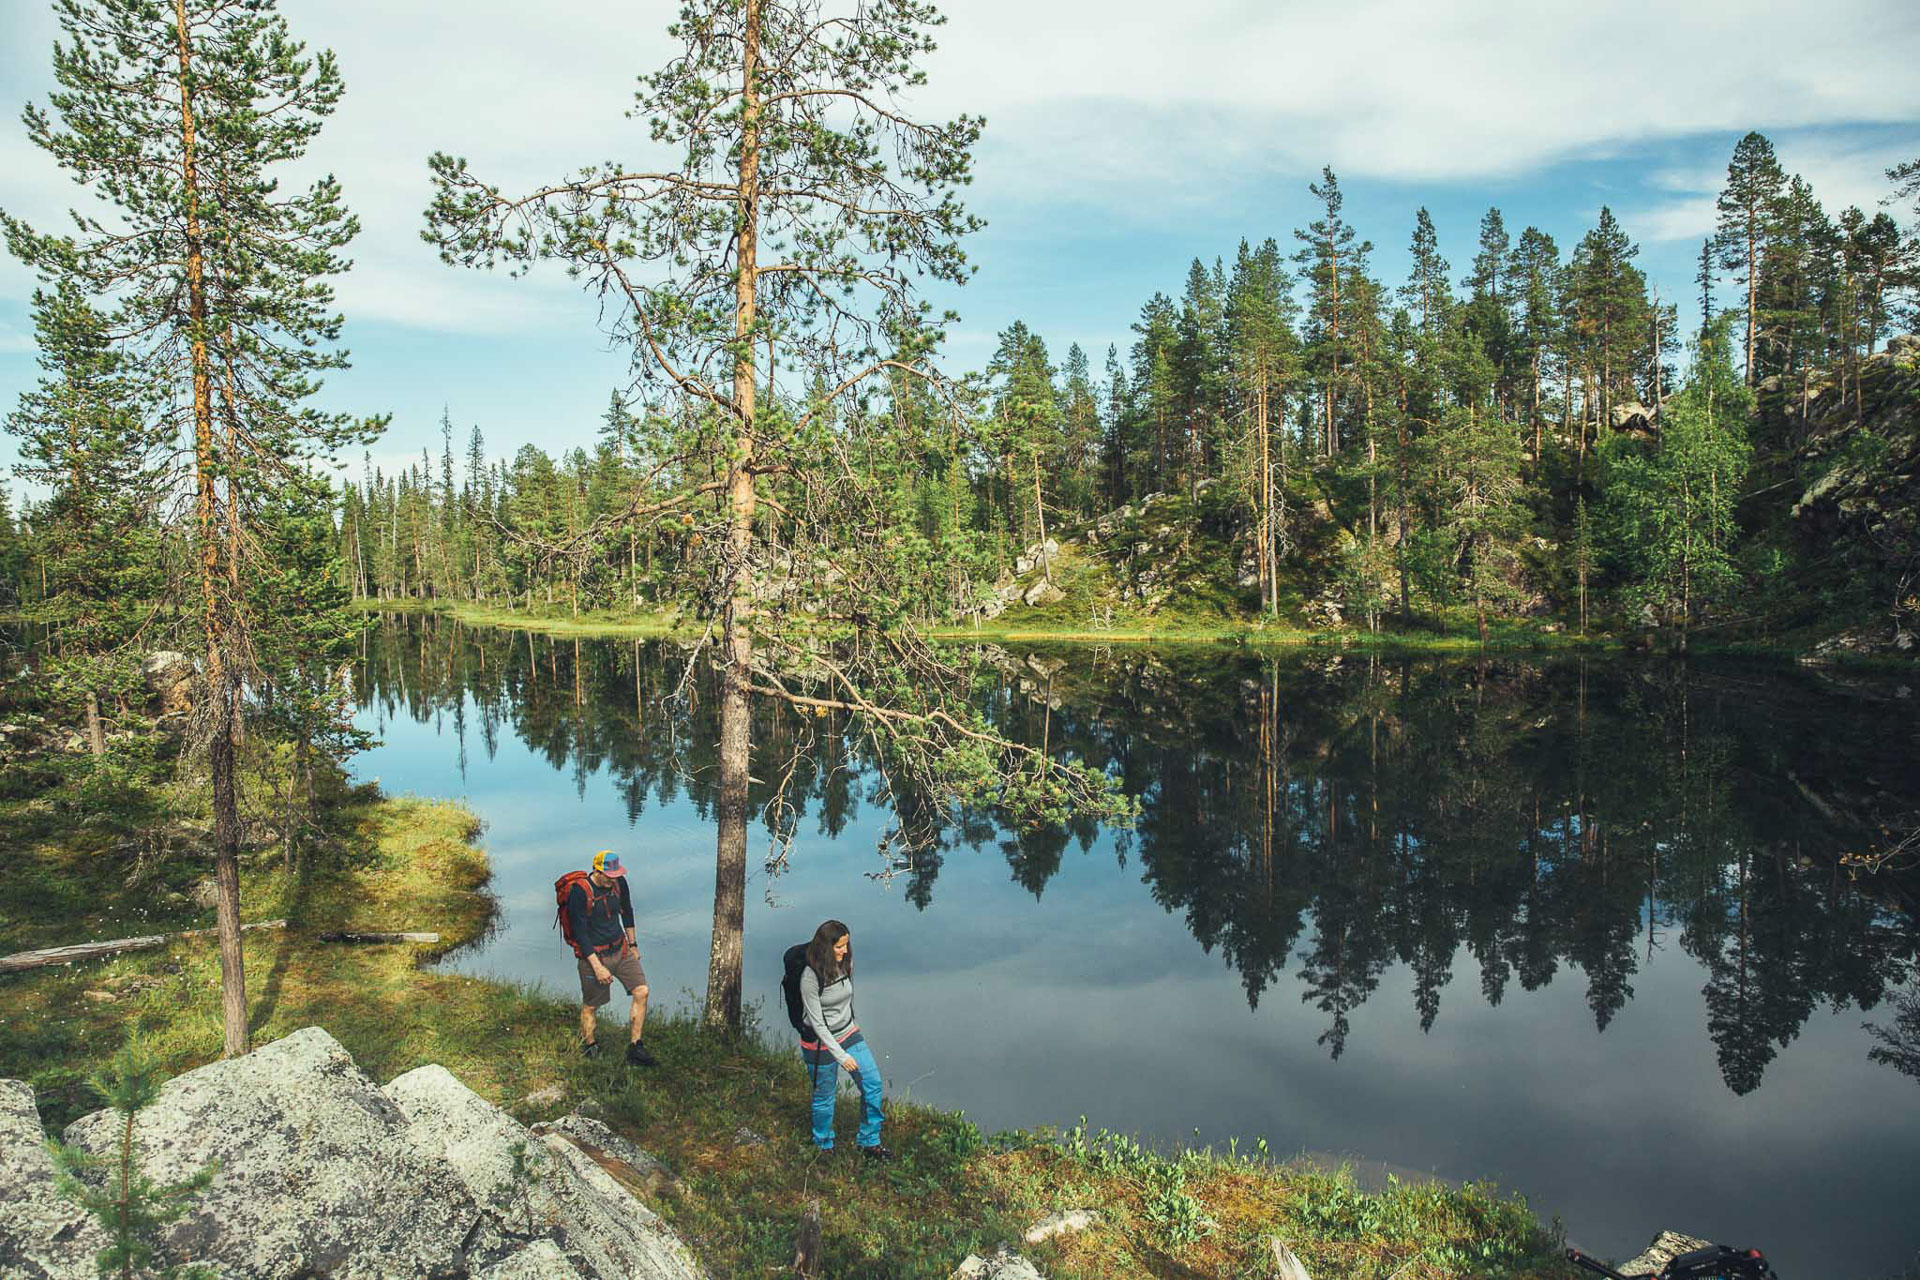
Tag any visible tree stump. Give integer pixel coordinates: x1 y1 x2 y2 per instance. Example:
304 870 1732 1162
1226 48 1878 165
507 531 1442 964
793 1198 822 1277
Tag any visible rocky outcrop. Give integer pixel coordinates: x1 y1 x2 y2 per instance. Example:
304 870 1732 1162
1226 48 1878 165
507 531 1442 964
390 1065 702 1280
140 651 194 718
1784 336 1920 653
0 1079 108 1280
1 1027 703 1280
1621 1230 1712 1274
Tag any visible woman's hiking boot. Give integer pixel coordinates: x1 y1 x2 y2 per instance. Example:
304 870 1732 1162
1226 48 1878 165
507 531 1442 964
581 1038 602 1059
859 1144 895 1163
625 1039 657 1067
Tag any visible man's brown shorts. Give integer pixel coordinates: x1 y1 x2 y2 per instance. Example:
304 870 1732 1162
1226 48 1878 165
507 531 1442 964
577 947 646 1008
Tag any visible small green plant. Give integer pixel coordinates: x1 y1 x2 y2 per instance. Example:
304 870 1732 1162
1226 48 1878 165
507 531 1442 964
506 1139 545 1238
48 1038 217 1280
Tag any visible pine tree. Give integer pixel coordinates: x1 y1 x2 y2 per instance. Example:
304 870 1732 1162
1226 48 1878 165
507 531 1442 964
986 321 1063 570
1696 238 1717 341
1714 132 1789 386
0 485 22 609
1400 207 1454 335
1756 175 1832 396
1173 257 1228 496
4 282 165 755
1567 207 1651 462
426 0 1123 1029
1058 343 1100 519
1507 227 1562 462
1225 238 1299 613
49 1040 216 1280
1599 316 1751 640
1294 167 1359 456
5 0 378 1056
1099 343 1130 507
251 471 368 872
1463 207 1514 414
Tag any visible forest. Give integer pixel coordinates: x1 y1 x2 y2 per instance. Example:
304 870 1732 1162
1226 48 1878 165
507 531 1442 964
297 136 1920 648
3 1 1919 1276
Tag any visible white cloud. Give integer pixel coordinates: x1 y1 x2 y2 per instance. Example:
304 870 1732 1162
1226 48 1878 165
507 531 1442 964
5 0 1915 320
1628 132 1916 243
917 0 1920 187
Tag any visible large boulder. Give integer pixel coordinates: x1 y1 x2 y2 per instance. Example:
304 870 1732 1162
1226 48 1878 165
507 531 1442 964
6 1027 705 1280
59 1027 484 1278
140 652 194 716
1022 579 1066 608
389 1066 701 1280
0 1079 106 1280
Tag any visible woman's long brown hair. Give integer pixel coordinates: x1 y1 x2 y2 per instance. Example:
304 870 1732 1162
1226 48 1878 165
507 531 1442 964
806 919 852 985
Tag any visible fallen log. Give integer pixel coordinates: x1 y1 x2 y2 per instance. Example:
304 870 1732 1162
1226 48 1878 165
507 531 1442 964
0 919 288 974
314 930 441 944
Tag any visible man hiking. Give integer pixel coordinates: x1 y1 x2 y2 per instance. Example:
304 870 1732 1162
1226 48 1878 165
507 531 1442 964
558 850 656 1066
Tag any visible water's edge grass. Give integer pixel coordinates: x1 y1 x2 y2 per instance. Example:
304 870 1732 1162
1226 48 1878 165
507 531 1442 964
0 794 1580 1279
355 596 1623 654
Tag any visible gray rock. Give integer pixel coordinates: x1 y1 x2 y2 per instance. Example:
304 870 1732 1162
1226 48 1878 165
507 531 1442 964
61 1027 479 1280
394 1071 700 1280
1022 580 1065 607
28 1029 705 1280
479 1239 588 1279
0 1078 106 1280
1621 1231 1712 1275
523 1085 567 1109
388 1064 545 1219
953 1244 1047 1279
1022 1208 1098 1244
140 652 194 715
535 1126 704 1278
532 1113 664 1179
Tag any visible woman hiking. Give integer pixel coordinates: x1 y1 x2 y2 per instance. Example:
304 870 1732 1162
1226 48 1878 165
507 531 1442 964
798 919 891 1160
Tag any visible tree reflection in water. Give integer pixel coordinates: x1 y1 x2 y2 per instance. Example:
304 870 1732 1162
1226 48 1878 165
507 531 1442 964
356 614 1920 1095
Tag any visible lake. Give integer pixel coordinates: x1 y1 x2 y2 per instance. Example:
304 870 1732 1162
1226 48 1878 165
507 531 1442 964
352 614 1920 1278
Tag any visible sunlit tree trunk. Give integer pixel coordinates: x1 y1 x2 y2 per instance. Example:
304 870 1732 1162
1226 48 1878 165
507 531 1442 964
706 0 762 1030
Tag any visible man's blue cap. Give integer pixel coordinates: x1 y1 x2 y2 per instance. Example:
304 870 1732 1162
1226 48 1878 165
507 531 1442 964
592 850 626 879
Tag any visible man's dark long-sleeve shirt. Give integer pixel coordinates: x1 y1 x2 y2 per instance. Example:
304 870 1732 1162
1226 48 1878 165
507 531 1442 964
566 876 634 957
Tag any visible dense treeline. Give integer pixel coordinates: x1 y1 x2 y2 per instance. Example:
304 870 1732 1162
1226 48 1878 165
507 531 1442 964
318 133 1920 646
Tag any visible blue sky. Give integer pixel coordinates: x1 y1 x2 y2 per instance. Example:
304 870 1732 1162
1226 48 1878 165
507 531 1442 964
3 0 1918 488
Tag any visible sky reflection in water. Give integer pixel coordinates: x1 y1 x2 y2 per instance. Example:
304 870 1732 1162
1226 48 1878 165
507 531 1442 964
352 617 1920 1278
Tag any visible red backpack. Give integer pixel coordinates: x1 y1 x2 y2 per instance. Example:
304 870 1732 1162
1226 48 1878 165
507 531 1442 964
553 871 597 958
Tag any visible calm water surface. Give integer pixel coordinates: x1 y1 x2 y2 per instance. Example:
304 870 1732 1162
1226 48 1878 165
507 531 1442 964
352 616 1920 1278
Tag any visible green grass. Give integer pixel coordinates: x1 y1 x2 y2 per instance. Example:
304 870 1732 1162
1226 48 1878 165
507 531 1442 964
1 791 1580 1279
353 597 685 638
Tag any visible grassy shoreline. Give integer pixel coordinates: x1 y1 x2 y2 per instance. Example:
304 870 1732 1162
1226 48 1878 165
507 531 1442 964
355 597 1920 667
1 792 1579 1278
357 595 1619 653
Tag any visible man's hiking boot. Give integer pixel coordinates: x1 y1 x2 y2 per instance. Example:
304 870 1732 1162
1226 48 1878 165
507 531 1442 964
625 1039 657 1067
581 1038 603 1059
859 1144 896 1164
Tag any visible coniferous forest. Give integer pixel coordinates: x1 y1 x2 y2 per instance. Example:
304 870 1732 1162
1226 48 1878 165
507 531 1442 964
299 142 1920 651
3 2 1920 1276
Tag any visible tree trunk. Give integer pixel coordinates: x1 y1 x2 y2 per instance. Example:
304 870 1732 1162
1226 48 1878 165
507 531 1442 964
174 0 248 1059
85 691 106 757
706 0 762 1032
1032 450 1051 584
